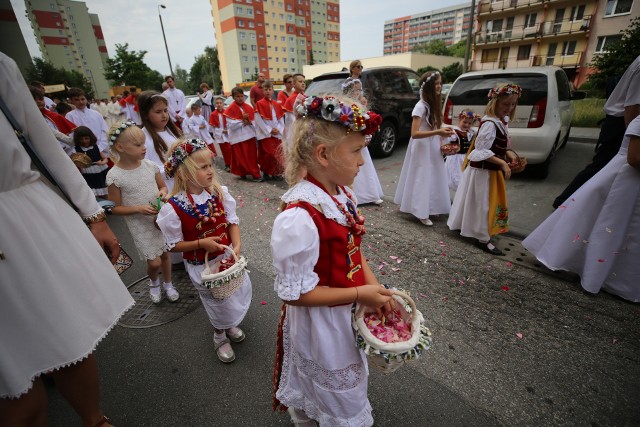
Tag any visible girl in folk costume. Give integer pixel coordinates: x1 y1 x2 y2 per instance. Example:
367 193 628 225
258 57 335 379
393 71 454 226
255 80 284 179
224 87 263 181
106 121 179 303
271 93 393 426
73 126 109 197
209 96 232 172
139 90 183 193
343 78 385 205
156 139 252 362
445 110 479 191
523 116 640 302
447 83 522 255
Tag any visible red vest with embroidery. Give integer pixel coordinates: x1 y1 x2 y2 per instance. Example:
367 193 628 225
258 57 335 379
286 201 365 288
168 194 231 264
469 120 509 171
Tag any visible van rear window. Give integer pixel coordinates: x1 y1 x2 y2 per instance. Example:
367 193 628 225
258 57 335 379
449 74 547 105
306 77 347 96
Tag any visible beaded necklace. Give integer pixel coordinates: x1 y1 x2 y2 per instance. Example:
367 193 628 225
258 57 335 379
186 191 225 230
306 175 366 236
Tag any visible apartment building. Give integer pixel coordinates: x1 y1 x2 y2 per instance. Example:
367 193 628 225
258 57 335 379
0 0 32 75
383 3 473 55
211 0 340 94
471 0 639 87
25 0 110 98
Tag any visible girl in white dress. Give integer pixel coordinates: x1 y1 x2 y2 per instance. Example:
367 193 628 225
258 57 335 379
156 139 252 363
445 110 478 191
343 78 385 205
447 84 522 255
523 116 640 302
271 94 394 426
138 90 183 192
106 121 179 304
394 71 454 226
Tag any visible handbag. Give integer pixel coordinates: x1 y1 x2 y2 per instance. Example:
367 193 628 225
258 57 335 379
0 97 132 275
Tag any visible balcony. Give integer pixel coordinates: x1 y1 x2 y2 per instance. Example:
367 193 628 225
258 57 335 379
472 49 584 70
475 15 591 45
478 0 544 15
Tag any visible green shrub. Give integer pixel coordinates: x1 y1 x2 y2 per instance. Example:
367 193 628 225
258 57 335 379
572 98 605 128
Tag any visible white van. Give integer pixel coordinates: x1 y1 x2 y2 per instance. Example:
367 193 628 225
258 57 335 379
443 66 585 178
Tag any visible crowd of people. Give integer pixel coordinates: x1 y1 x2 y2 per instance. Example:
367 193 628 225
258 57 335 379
1 49 638 427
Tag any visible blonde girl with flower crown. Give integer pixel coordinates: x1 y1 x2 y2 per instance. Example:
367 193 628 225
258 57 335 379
156 139 252 363
270 94 394 426
106 121 179 304
394 71 454 226
447 83 522 255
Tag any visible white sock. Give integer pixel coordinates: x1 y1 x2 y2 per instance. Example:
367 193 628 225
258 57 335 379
149 278 160 288
162 282 174 289
213 331 227 344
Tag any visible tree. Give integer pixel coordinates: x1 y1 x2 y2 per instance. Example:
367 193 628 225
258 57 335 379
416 66 440 76
26 58 94 98
448 40 467 58
441 62 463 83
309 50 315 66
174 65 190 92
588 17 640 92
104 43 163 90
189 46 222 93
412 40 449 56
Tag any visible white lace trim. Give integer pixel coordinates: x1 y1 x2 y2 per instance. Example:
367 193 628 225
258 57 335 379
1 299 135 399
275 271 319 301
277 314 372 426
281 180 356 227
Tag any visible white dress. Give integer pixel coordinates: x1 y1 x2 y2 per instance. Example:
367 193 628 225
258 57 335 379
106 160 166 261
271 180 373 427
522 117 640 302
156 188 252 329
0 53 134 398
445 126 476 191
353 146 384 205
447 116 508 242
394 101 451 219
143 127 179 192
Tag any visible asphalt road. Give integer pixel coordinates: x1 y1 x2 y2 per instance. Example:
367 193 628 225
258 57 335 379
47 139 639 426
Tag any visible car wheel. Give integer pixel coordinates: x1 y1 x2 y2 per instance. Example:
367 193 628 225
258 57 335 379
559 126 570 149
369 120 397 158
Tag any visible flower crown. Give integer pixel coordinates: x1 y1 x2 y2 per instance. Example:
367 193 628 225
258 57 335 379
108 120 137 145
164 138 208 178
458 111 481 120
488 83 522 99
295 95 382 136
419 71 440 94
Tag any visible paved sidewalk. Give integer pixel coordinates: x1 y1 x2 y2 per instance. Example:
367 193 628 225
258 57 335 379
570 127 599 143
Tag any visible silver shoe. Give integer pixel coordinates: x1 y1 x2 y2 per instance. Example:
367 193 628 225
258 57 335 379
214 337 235 363
226 327 245 343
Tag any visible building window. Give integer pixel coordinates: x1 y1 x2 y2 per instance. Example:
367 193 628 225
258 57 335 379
240 32 246 39
248 8 253 16
241 44 248 51
595 35 622 52
605 0 633 15
251 45 257 51
249 21 254 28
524 13 537 28
242 56 248 62
236 6 243 14
570 5 586 21
244 68 250 73
517 45 531 60
481 48 499 63
239 20 245 27
561 40 577 56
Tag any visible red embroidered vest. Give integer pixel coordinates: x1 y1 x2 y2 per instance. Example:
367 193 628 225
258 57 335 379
286 201 365 288
168 194 231 264
469 120 509 171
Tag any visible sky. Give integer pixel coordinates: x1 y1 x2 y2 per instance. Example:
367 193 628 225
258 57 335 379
10 0 468 75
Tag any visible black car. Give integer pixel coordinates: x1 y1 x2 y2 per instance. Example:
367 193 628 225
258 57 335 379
305 67 421 157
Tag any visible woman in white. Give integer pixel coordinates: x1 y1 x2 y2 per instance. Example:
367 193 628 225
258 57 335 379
394 71 454 225
523 116 640 302
0 53 133 426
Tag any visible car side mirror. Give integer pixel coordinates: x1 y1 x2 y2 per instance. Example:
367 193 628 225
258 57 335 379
571 91 586 100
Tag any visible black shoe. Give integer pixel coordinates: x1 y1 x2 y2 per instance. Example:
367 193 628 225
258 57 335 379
474 240 504 256
224 166 231 172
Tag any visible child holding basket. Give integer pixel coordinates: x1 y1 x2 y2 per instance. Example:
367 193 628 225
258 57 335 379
156 138 252 363
270 93 393 426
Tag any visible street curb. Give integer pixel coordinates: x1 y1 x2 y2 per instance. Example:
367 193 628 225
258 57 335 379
571 137 598 144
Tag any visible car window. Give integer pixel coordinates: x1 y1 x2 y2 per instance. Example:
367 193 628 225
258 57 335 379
306 77 346 96
449 73 548 106
555 70 571 101
405 71 421 97
380 70 412 95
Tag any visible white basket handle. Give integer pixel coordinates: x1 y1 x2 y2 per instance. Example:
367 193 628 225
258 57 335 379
204 244 238 273
355 289 415 318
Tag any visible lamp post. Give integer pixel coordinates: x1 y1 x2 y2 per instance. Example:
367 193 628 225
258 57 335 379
158 4 174 76
463 0 477 73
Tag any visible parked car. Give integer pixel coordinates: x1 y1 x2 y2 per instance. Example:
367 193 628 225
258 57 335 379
305 66 422 157
443 66 585 178
441 83 453 98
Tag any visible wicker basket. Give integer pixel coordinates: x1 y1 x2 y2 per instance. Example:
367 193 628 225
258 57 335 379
352 290 432 374
508 151 527 173
70 152 92 168
440 143 460 156
201 245 248 299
